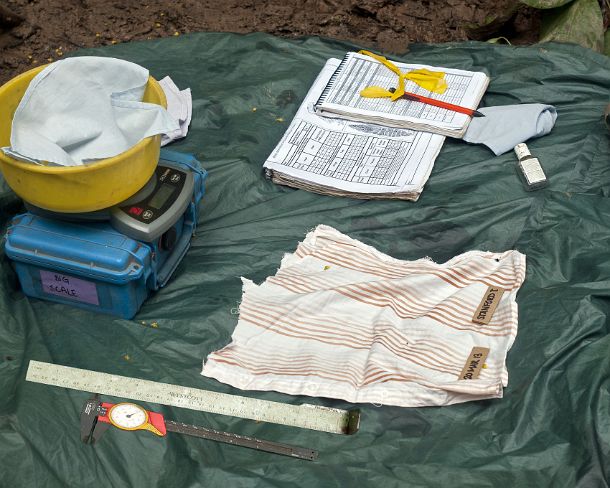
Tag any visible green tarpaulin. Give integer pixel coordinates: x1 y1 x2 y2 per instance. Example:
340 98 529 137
1 33 609 487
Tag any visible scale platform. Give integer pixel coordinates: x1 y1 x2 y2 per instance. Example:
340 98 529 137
4 149 207 319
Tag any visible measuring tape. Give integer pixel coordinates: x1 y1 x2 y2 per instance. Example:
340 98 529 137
26 361 360 435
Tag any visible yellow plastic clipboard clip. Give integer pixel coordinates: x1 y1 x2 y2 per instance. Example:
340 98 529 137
358 50 448 101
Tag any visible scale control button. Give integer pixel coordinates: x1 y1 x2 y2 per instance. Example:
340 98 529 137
143 210 154 220
170 173 181 183
129 206 143 216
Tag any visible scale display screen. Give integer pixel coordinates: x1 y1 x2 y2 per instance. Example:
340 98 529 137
112 158 198 242
149 183 175 210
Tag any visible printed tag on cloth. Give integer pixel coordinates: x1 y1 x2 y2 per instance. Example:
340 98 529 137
202 225 526 407
472 286 505 325
458 347 490 380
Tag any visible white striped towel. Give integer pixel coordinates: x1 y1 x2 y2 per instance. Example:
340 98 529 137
202 225 527 407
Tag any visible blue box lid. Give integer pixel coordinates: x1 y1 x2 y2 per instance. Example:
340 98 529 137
5 214 151 284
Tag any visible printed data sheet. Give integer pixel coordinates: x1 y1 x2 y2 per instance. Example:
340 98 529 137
264 58 445 196
314 52 489 135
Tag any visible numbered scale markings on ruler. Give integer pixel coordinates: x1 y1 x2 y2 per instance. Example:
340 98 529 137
26 361 360 435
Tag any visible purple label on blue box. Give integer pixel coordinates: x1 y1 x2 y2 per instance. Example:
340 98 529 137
40 270 99 306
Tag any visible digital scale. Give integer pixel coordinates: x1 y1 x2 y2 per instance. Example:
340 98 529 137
4 149 207 318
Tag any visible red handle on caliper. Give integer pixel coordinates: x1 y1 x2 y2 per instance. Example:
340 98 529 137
97 402 167 435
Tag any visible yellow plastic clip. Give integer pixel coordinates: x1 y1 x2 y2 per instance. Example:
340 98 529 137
358 50 447 101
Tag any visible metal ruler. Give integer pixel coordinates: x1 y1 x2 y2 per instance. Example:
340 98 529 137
26 361 360 435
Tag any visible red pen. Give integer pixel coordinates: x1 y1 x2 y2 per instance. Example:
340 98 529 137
390 87 485 117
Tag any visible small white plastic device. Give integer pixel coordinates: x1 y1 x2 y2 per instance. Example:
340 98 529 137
514 143 548 191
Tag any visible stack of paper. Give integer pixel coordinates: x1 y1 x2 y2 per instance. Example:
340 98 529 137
315 52 489 138
263 53 490 200
263 59 446 201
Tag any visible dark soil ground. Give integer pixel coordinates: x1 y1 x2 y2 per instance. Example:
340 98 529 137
0 0 541 85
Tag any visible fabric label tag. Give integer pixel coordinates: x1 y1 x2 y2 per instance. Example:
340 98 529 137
458 347 490 380
472 286 504 324
40 270 99 306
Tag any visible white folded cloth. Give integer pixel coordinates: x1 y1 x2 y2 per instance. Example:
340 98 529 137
202 225 527 408
3 56 179 166
158 76 192 146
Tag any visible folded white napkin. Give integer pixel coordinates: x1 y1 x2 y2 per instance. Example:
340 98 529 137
3 56 179 166
463 104 557 155
158 76 192 146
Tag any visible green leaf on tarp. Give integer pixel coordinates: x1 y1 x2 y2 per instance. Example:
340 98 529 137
605 29 610 56
487 37 512 44
520 0 573 8
539 0 604 52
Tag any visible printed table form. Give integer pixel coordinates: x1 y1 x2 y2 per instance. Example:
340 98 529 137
264 57 445 195
278 120 432 187
316 53 489 132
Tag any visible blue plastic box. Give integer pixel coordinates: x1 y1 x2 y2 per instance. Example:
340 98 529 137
4 150 206 319
6 216 154 318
